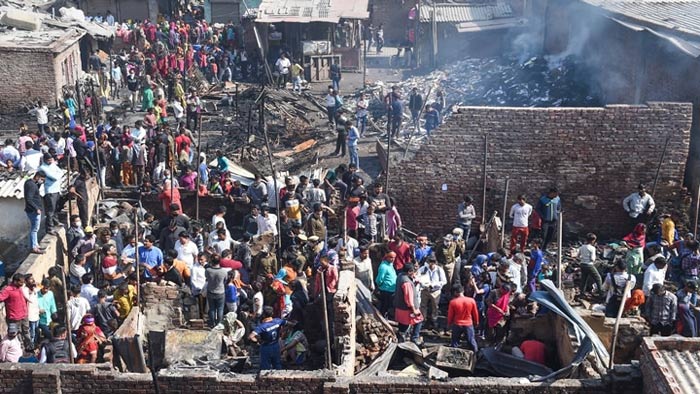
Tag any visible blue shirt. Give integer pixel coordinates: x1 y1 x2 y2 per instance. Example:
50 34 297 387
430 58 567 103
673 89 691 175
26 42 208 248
536 195 561 222
254 318 286 345
414 246 433 264
138 246 163 278
375 261 397 292
529 249 545 278
225 284 238 303
347 126 360 146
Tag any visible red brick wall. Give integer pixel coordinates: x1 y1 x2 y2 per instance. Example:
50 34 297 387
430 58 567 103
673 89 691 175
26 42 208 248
0 363 614 393
389 103 692 238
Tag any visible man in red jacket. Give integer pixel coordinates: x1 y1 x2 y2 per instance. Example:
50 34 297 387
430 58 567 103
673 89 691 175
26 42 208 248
447 284 479 351
388 234 411 272
0 274 31 350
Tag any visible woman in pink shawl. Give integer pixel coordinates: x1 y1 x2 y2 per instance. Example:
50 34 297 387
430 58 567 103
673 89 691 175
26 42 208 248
487 284 511 342
386 197 402 239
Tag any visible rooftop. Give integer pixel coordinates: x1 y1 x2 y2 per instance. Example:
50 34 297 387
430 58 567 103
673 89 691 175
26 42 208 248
0 170 75 199
582 0 700 38
0 27 84 52
256 0 369 23
418 2 513 23
641 337 700 393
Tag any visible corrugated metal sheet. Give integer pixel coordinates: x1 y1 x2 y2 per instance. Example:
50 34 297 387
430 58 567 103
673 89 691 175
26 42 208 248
656 348 700 392
419 3 513 23
256 0 369 23
583 0 700 37
0 170 74 199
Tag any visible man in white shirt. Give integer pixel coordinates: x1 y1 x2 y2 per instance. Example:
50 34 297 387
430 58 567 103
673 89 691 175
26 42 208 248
509 194 533 254
79 274 100 308
67 286 91 331
212 205 227 228
1 139 21 168
275 53 291 88
579 233 602 296
509 253 528 294
354 246 374 291
623 183 655 220
418 254 446 328
257 206 278 236
21 141 42 172
30 101 49 135
23 277 40 348
643 256 668 296
105 10 115 26
175 232 199 269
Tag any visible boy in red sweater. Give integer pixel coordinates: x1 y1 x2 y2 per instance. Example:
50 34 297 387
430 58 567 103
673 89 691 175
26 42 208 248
447 284 479 351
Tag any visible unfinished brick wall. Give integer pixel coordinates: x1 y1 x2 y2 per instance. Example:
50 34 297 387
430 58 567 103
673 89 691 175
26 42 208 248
390 103 692 238
0 50 56 113
0 363 618 393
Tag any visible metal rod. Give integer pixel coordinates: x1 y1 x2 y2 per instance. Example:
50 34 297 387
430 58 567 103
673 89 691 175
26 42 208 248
385 92 393 193
260 92 282 248
195 113 202 221
362 23 367 88
651 135 671 198
501 178 510 248
481 135 488 221
66 154 73 229
60 268 74 364
557 212 563 289
609 280 633 369
695 184 700 236
320 269 332 369
235 83 239 119
465 211 498 264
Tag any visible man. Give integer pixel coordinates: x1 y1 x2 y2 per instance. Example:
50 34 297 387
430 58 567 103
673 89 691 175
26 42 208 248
623 183 655 222
67 285 91 331
457 195 476 241
248 174 268 207
23 275 40 348
37 279 57 341
205 255 227 327
419 254 446 329
39 154 63 234
347 120 360 168
24 171 46 254
94 290 120 337
175 231 199 270
138 235 164 281
645 283 678 336
414 233 432 265
677 281 700 337
447 284 479 351
385 86 403 138
579 233 602 297
356 93 369 137
325 88 342 127
72 227 97 271
333 117 348 157
394 264 423 344
275 53 291 88
509 194 533 254
159 220 186 253
434 234 458 287
31 101 50 135
509 253 528 294
39 326 75 363
643 256 668 296
291 59 304 93
330 61 341 92
248 306 286 370
388 234 411 272
602 261 636 317
0 274 31 350
354 246 374 291
126 69 140 111
536 187 561 250
257 205 278 237
0 323 23 362
113 280 137 320
306 203 326 240
376 252 397 317
69 171 90 226
407 88 424 126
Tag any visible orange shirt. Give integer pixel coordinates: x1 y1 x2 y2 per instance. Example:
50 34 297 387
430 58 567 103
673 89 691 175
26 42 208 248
447 295 479 327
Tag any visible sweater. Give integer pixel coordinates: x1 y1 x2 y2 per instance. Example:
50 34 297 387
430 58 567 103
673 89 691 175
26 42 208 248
448 295 479 327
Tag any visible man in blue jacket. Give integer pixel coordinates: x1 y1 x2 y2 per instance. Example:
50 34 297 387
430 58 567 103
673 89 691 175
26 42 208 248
536 187 561 251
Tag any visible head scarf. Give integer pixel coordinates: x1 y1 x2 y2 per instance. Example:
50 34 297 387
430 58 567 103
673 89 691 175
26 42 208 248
623 223 647 249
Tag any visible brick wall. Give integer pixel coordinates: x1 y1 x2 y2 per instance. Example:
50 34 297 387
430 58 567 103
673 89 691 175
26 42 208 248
370 0 416 44
0 363 618 393
389 103 692 238
0 50 56 113
638 337 700 394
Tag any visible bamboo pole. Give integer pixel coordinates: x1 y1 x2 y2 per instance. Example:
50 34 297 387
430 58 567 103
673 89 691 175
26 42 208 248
481 135 488 221
695 184 700 236
609 280 633 369
320 270 332 369
557 212 563 289
60 268 74 363
195 113 202 221
500 178 510 249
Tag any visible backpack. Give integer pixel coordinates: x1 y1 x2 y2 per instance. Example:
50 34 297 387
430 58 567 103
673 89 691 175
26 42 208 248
46 339 71 363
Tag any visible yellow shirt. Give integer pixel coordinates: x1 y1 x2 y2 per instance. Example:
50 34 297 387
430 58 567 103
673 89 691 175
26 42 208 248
114 285 137 318
661 218 675 245
291 63 304 78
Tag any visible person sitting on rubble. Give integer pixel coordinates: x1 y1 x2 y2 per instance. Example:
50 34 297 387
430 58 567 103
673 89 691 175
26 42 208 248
602 260 636 317
424 103 440 137
622 223 647 275
281 321 308 367
75 314 107 364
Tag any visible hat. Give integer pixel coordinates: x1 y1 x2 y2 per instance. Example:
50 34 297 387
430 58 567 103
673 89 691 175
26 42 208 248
84 226 94 233
452 227 464 237
443 234 453 241
7 323 19 335
296 234 308 242
308 235 320 242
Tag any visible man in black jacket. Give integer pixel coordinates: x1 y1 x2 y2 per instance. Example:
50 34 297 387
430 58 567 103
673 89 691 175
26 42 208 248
408 88 423 127
24 171 46 254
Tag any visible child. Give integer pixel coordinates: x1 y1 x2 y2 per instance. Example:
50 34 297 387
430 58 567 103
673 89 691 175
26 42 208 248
528 238 545 293
192 224 204 253
225 271 239 314
364 205 378 243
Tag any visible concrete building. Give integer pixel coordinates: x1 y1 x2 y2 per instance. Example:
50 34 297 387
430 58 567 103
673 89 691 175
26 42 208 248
76 0 161 22
0 28 84 113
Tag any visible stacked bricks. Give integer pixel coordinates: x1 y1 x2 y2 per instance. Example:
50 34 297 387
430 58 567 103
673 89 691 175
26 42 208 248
141 283 184 329
390 103 693 238
333 271 357 376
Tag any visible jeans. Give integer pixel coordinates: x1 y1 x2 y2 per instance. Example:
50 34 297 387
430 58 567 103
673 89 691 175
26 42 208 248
43 193 60 230
420 289 440 326
378 290 394 319
349 144 359 168
38 123 48 136
579 264 603 294
510 226 529 254
334 136 346 156
207 293 225 328
332 78 340 92
398 320 424 342
293 76 303 92
327 107 337 125
541 220 557 250
26 211 41 249
410 109 419 126
260 342 282 370
29 320 39 347
38 323 51 341
451 325 478 351
356 115 367 136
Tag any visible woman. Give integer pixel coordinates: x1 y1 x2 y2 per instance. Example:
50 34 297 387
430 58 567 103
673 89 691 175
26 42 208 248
677 281 699 337
76 314 106 364
386 197 402 239
289 280 308 325
101 244 125 285
623 223 646 275
487 284 511 343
